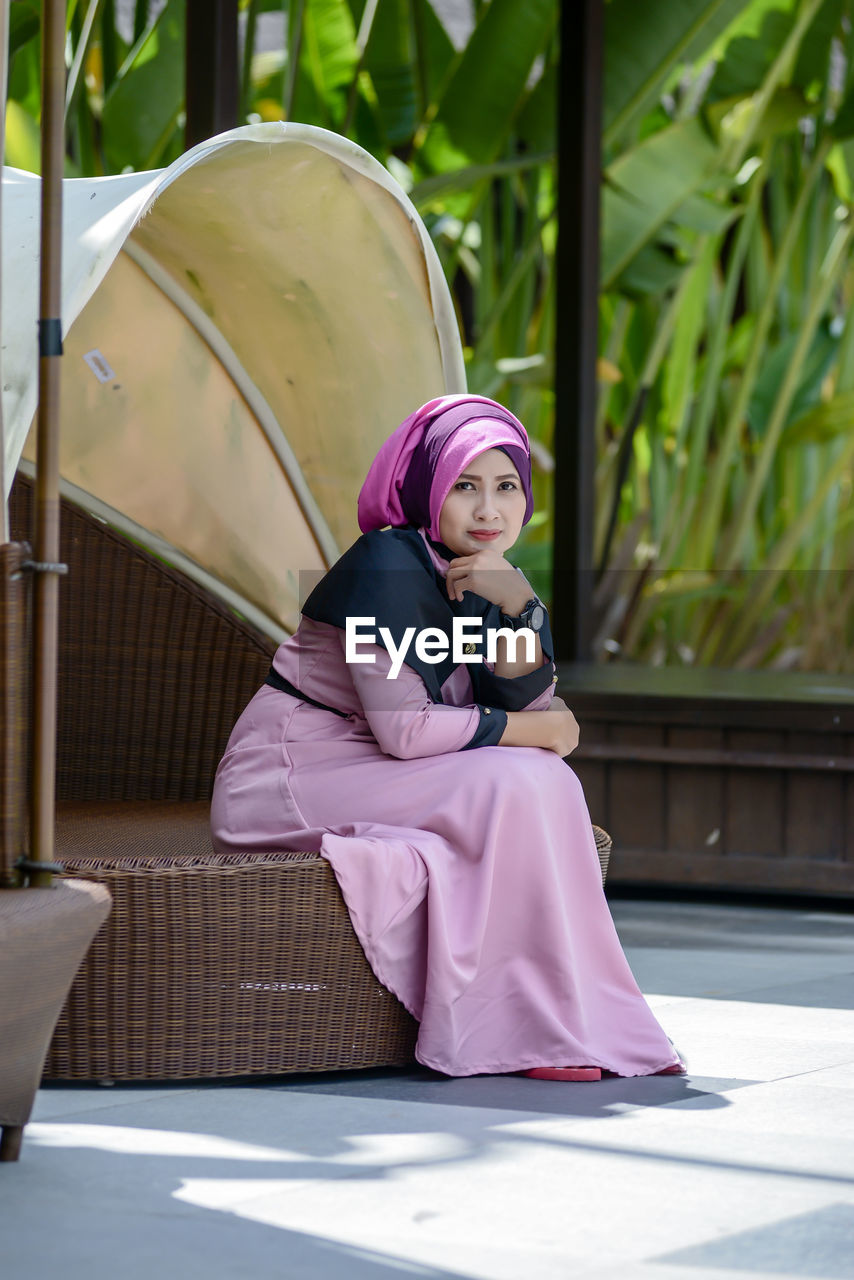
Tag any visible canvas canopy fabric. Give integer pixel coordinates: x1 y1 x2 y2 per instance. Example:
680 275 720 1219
1 123 465 638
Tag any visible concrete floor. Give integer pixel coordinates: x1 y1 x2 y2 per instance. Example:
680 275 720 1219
3 898 853 1280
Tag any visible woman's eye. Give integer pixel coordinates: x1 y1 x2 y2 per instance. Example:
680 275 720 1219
455 481 475 491
499 481 518 491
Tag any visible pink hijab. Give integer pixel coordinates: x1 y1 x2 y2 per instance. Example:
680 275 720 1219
357 394 533 540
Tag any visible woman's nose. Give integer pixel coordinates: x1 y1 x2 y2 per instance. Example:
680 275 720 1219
474 491 499 520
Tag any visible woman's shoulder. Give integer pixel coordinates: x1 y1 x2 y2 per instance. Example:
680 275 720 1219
338 525 432 573
302 525 435 628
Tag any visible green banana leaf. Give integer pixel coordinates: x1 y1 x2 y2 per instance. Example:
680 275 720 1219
705 87 810 148
4 97 41 172
9 1 40 57
601 116 722 289
604 0 750 147
610 244 685 298
791 0 850 91
359 0 419 145
101 0 186 173
7 6 42 120
668 191 740 233
417 0 556 169
708 6 796 100
515 60 556 155
747 324 838 437
296 0 358 128
354 0 456 144
830 84 854 139
409 152 553 209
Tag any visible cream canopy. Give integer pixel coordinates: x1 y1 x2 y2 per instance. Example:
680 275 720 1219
1 123 465 640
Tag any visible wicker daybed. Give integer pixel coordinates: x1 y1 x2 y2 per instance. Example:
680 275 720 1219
10 474 610 1082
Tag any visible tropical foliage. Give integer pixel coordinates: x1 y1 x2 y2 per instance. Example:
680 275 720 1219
5 0 854 670
598 0 854 671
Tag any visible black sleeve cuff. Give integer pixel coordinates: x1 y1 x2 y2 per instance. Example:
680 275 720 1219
462 705 508 749
471 658 555 712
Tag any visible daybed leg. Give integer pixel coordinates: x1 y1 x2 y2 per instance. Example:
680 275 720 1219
0 1124 24 1162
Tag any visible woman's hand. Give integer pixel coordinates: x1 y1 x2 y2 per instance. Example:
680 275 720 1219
445 548 532 615
544 697 580 756
447 549 543 677
499 697 580 756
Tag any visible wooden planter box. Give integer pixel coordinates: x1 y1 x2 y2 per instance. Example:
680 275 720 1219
558 664 854 899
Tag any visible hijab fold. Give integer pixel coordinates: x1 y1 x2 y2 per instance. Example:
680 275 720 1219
357 394 533 539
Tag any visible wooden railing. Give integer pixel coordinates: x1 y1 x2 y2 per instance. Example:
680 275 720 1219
559 662 854 899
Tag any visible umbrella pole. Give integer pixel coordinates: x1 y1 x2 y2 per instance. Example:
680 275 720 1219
29 0 66 888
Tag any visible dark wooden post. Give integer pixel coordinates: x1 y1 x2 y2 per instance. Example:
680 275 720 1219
552 0 604 661
185 0 239 149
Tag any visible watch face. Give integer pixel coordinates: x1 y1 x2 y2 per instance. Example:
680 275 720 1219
529 603 545 631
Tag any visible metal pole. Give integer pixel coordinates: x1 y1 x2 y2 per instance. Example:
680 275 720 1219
185 0 239 149
30 0 66 887
552 0 603 661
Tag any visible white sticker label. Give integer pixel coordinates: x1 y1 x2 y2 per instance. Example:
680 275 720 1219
82 348 116 383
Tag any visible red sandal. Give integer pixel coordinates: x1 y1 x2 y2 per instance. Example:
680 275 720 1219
522 1066 602 1081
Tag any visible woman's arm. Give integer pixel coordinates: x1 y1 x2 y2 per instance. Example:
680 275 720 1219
499 697 579 756
344 638 499 758
342 639 577 761
491 628 543 678
443 549 547 678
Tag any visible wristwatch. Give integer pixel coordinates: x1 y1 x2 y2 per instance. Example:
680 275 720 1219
501 597 546 632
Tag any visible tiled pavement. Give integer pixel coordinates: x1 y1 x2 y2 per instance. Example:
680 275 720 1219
3 898 853 1280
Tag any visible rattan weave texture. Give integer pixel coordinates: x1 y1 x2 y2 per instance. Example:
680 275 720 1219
45 806 610 1080
0 543 30 886
10 476 273 802
45 803 418 1079
593 825 611 882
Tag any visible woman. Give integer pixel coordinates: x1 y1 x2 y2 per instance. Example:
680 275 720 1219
211 394 684 1080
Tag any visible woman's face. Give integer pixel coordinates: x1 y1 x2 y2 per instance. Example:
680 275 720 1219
438 448 527 557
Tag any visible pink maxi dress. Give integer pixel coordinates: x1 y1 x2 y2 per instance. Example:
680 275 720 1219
211 534 683 1078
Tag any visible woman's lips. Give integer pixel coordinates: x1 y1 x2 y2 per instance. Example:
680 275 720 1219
468 530 501 540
